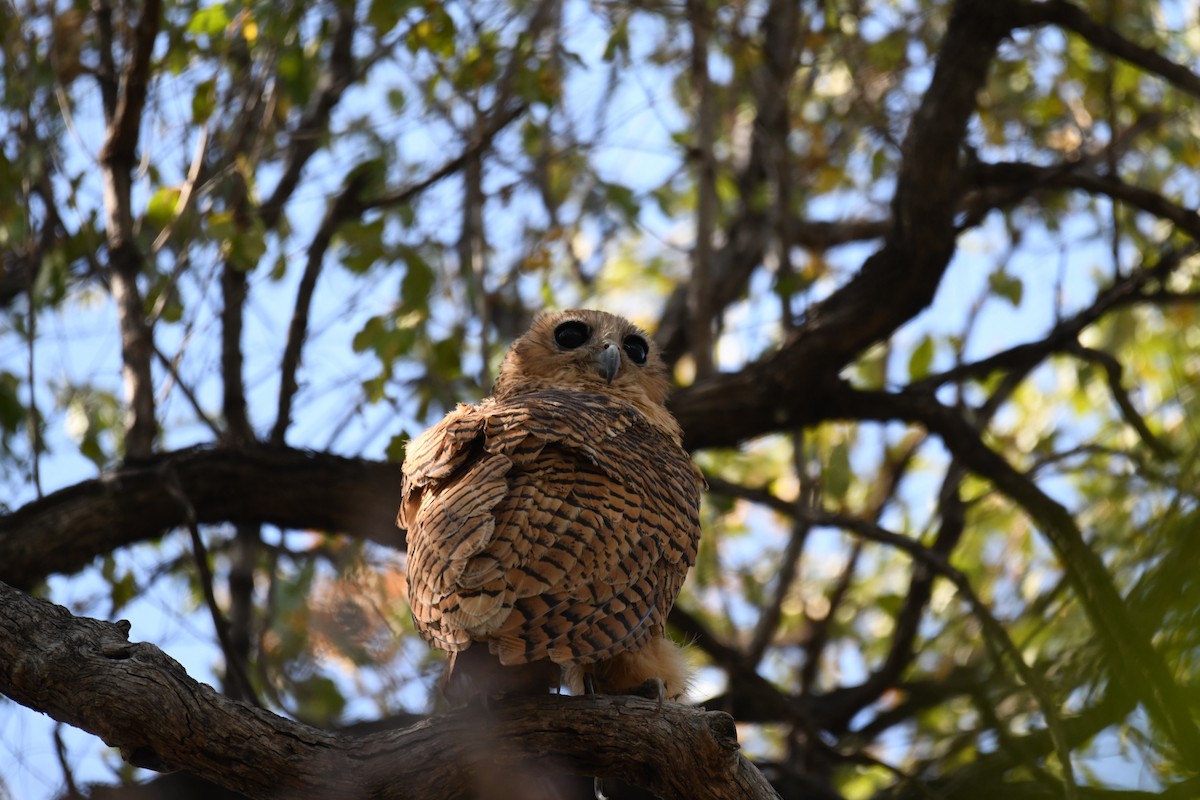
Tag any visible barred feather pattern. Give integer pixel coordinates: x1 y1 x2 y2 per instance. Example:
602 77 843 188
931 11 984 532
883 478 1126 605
400 389 701 672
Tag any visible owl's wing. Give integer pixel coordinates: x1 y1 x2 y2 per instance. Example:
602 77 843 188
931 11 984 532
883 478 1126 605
399 390 702 666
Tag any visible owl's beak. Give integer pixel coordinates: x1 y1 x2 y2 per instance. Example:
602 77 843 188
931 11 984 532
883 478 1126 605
596 342 621 383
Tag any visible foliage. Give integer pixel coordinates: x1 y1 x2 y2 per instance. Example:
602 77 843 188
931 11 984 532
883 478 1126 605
1 0 1199 798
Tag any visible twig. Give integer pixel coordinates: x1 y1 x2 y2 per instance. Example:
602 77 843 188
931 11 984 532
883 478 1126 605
1068 343 1175 459
161 466 259 705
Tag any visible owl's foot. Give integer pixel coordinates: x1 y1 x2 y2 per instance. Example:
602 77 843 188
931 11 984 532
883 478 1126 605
630 676 666 709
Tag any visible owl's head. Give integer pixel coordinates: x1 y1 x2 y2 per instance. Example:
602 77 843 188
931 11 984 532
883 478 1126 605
492 309 674 424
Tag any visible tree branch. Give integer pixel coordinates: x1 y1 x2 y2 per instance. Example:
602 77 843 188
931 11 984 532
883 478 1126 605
656 0 802 365
827 382 1200 760
98 0 163 459
269 102 526 445
671 0 1012 449
974 159 1200 241
0 447 404 590
686 0 717 378
258 0 358 230
1017 0 1200 100
0 581 780 800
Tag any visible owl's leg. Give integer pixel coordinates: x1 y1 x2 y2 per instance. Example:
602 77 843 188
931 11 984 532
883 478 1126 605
587 637 690 703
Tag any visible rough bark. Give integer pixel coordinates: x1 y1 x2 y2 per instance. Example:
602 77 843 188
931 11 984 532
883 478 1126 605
0 447 404 590
0 581 779 800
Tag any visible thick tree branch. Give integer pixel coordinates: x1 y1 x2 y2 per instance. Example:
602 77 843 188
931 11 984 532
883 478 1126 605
0 447 403 590
674 241 1195 452
0 582 780 800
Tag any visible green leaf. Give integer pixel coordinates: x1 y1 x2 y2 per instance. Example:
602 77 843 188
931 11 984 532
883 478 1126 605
110 569 138 614
145 186 181 231
367 0 416 34
602 16 630 63
385 433 408 462
353 316 386 354
400 249 434 311
908 334 934 381
601 181 639 223
227 219 266 271
191 77 217 123
0 371 25 435
339 217 386 274
386 88 406 113
988 270 1023 307
291 674 346 725
405 7 456 58
825 441 852 502
186 6 228 38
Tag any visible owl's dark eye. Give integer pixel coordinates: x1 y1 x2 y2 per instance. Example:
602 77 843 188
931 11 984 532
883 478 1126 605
622 335 649 365
554 320 591 350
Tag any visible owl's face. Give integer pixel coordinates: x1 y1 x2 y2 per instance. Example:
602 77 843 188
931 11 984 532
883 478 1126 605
492 309 672 412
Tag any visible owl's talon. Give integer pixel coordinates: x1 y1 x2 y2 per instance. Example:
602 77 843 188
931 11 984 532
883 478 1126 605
583 672 597 696
631 676 666 708
594 776 610 800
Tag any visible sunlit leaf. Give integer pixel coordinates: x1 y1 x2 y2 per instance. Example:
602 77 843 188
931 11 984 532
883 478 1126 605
186 5 228 39
908 334 935 381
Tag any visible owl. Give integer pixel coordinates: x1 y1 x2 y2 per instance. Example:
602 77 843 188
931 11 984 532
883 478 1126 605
398 309 703 702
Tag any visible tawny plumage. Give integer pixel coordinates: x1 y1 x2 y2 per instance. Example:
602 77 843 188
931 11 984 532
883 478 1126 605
398 309 703 701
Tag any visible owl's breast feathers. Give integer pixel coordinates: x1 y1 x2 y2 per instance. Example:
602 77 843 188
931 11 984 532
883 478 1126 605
399 389 702 667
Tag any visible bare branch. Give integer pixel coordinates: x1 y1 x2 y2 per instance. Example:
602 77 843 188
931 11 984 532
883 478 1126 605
151 341 221 436
269 173 370 446
974 159 1200 241
657 0 803 365
160 467 259 706
686 0 717 378
0 581 780 800
911 246 1195 393
98 0 163 459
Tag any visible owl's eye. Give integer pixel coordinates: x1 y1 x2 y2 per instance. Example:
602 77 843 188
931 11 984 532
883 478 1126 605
622 335 649 365
554 320 591 350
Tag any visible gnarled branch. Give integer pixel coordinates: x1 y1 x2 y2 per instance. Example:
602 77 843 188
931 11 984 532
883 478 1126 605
0 581 780 800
